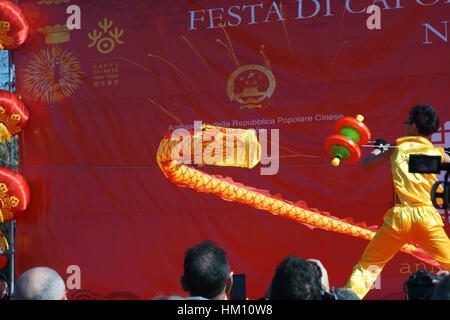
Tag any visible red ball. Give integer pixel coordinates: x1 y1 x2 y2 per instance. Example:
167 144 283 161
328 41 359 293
334 116 371 146
324 134 361 164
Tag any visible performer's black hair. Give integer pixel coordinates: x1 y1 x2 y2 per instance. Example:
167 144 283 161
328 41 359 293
408 104 440 137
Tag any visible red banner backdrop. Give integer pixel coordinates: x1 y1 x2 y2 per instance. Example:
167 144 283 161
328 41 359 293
13 0 450 299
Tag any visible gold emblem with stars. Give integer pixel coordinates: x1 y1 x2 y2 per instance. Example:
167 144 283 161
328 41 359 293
227 65 276 109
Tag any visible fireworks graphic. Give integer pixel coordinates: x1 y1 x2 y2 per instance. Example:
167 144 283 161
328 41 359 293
23 45 83 103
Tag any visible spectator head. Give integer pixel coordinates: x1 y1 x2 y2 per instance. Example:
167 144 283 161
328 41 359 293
13 267 66 300
269 255 322 300
431 274 450 300
181 240 232 300
405 105 440 137
403 269 441 300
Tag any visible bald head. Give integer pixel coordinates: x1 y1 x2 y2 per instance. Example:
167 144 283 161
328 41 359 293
13 267 66 300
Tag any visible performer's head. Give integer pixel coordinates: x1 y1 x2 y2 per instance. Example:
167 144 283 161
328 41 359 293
181 240 232 300
404 104 439 137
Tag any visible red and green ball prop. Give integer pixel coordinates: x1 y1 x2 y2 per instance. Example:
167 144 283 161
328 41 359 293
324 115 371 167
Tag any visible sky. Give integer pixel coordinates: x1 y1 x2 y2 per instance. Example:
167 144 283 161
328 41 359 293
0 51 13 91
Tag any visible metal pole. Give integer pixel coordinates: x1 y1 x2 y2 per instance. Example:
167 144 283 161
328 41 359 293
8 49 13 93
8 220 15 296
7 48 16 296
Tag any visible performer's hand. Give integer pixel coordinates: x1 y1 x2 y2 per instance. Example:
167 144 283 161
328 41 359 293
374 139 388 152
362 139 395 170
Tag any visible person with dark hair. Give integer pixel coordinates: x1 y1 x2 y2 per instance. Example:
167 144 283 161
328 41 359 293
407 105 440 136
268 255 322 300
307 258 339 300
431 274 450 300
180 240 233 300
403 269 441 300
345 104 450 299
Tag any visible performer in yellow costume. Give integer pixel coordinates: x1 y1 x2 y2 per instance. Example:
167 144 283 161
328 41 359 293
345 105 450 299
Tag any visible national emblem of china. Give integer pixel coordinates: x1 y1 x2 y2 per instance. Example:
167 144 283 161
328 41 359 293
227 64 276 109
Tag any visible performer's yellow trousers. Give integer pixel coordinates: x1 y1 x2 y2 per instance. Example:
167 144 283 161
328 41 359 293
345 205 450 299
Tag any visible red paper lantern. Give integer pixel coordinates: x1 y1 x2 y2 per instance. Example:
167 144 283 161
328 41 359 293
0 0 29 50
0 89 29 142
0 167 30 223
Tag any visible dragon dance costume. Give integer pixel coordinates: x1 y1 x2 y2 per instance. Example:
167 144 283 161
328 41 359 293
345 136 450 299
